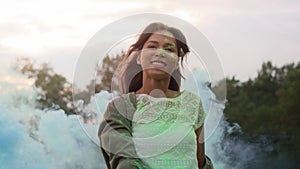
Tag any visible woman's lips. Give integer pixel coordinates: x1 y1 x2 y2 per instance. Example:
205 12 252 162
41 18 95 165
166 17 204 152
150 60 167 68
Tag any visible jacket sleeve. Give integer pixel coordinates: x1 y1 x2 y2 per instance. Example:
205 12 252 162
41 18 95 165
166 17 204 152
98 95 148 169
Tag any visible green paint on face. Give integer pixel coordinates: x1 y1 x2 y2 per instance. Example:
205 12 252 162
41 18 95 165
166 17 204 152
165 41 176 48
158 30 174 38
163 39 178 59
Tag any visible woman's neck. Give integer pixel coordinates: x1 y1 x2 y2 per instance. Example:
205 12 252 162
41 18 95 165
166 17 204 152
137 74 178 98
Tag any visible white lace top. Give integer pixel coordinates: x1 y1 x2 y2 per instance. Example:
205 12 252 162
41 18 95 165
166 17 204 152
132 90 206 169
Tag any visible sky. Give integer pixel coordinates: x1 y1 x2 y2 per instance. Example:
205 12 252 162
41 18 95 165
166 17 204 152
0 0 299 84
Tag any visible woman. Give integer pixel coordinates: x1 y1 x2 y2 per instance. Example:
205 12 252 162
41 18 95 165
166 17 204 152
98 22 213 169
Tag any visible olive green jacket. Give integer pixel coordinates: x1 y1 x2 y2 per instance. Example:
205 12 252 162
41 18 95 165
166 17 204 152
98 93 214 169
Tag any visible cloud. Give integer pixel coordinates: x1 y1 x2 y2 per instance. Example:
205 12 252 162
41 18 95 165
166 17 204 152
0 0 299 82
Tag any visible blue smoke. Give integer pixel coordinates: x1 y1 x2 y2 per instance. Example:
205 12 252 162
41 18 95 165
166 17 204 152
0 68 267 169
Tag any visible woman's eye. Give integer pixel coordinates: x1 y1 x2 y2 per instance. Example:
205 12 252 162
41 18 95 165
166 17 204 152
165 48 175 52
147 45 156 49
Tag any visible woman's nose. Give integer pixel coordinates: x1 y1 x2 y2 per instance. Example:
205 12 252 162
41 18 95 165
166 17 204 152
154 49 166 58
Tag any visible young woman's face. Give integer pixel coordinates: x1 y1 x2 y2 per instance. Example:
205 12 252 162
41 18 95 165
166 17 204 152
137 30 179 78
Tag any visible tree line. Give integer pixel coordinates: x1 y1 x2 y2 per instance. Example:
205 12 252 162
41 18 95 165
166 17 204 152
14 53 124 115
224 61 300 161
